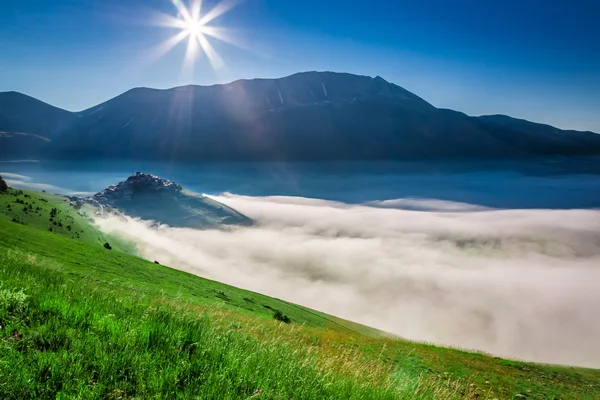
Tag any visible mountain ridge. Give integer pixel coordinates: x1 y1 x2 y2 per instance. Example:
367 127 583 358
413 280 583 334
1 71 599 161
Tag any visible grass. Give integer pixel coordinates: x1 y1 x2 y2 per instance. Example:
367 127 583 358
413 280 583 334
0 250 412 399
1 188 600 399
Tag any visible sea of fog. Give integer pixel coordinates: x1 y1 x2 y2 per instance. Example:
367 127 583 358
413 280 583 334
2 158 600 367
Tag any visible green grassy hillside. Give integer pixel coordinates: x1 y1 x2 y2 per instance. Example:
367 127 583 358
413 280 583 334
1 188 600 399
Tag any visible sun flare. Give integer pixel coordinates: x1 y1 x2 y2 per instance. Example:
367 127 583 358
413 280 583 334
152 0 243 71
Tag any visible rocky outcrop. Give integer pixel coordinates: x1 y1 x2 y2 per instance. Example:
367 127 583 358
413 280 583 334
0 175 8 193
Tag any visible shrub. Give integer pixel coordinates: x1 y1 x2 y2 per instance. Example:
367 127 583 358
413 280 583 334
216 291 229 301
273 310 291 324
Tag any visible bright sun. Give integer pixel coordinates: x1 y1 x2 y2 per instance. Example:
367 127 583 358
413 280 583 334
153 0 243 71
184 20 204 37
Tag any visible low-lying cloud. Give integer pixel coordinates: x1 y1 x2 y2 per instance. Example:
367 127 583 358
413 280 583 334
1 172 94 197
96 194 600 367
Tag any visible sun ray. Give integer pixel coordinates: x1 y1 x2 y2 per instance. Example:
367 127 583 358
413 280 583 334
198 0 244 26
190 0 203 22
184 35 201 71
147 29 190 64
151 11 187 29
199 26 251 52
197 34 225 70
172 0 193 23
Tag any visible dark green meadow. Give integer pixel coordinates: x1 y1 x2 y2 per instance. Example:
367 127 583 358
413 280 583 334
1 188 600 399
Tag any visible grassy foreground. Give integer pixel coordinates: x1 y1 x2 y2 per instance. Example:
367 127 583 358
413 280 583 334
1 188 600 399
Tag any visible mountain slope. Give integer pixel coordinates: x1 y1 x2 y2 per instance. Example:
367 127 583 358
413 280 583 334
3 72 600 161
0 92 76 159
477 114 600 154
0 91 75 137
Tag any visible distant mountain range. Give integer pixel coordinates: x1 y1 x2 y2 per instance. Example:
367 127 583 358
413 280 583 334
2 71 600 161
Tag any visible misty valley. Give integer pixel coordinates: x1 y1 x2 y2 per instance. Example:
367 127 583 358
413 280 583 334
3 158 600 369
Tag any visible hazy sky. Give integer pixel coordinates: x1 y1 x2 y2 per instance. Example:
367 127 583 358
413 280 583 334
1 0 599 132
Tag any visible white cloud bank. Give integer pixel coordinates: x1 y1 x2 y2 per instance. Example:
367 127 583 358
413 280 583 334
96 194 600 368
1 173 94 196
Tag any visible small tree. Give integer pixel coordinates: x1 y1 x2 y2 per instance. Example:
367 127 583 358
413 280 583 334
273 310 291 324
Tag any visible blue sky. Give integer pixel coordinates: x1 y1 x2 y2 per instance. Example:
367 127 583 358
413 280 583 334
1 0 599 131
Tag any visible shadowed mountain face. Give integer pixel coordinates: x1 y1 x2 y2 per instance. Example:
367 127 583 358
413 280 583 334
2 71 600 161
88 173 252 228
0 92 77 159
